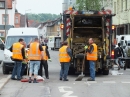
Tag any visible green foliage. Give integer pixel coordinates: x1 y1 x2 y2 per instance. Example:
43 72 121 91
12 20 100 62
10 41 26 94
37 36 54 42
76 0 102 11
27 13 60 22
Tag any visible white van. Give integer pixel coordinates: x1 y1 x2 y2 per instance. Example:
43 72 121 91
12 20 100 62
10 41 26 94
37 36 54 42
0 38 4 63
48 36 61 50
1 28 40 74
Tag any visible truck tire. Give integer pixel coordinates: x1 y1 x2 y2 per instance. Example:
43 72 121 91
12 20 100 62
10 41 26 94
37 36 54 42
2 65 9 74
68 67 75 75
103 69 109 75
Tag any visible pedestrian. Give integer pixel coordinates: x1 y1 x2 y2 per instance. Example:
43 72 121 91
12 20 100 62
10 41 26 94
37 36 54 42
28 38 44 83
21 42 28 78
84 38 97 81
59 42 72 81
38 44 51 79
9 38 25 80
114 43 125 70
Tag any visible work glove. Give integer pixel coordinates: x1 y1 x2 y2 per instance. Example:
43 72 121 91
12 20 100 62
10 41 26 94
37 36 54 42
48 59 52 62
84 45 88 49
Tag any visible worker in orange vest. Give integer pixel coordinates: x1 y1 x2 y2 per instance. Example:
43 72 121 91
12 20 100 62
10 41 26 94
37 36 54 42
38 44 51 79
84 38 97 81
9 38 25 80
59 42 72 81
28 38 44 83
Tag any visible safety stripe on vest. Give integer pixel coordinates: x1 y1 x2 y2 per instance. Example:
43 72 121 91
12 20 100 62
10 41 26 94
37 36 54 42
59 52 67 54
29 43 40 57
87 56 97 58
13 45 23 54
60 56 70 58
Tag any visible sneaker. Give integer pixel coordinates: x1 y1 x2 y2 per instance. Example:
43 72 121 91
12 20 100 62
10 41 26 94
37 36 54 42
87 78 95 81
28 79 32 83
33 80 39 83
46 77 49 79
63 79 69 81
11 78 17 80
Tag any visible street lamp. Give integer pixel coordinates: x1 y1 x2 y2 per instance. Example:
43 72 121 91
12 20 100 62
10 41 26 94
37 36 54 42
25 9 31 27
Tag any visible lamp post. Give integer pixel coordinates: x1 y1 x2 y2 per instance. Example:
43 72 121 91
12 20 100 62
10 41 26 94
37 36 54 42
25 9 31 27
5 0 7 37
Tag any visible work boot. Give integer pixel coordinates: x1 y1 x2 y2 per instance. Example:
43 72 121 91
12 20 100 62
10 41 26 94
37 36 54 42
118 66 120 70
33 78 39 83
11 78 17 80
59 78 62 80
87 78 95 81
63 79 69 81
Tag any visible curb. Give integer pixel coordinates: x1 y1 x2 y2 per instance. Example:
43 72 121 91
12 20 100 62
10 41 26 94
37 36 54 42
0 75 11 90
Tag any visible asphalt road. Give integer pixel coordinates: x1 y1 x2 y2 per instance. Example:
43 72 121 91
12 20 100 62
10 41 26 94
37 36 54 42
0 50 130 97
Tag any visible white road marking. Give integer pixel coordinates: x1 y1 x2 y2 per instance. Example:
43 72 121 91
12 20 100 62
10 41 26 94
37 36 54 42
58 86 78 97
87 81 97 84
103 81 116 83
121 82 130 83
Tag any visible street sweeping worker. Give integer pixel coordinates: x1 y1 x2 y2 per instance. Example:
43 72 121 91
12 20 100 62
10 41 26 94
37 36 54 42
9 38 25 80
21 42 28 78
38 43 51 79
59 41 72 81
84 38 97 81
28 38 44 83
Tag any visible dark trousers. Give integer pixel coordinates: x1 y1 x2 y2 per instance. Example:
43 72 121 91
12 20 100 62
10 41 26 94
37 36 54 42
60 62 70 80
38 60 49 78
21 63 27 77
11 61 22 79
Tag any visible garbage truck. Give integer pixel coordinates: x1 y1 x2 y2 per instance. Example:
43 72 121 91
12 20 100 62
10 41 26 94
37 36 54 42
61 9 115 75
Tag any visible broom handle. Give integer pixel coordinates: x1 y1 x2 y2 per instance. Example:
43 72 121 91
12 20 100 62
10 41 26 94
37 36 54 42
82 49 86 72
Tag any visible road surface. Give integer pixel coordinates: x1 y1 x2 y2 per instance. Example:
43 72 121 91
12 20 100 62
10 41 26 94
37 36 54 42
0 50 130 97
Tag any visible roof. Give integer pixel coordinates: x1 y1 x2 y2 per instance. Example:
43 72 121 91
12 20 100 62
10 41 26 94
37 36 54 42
30 22 40 28
47 18 61 27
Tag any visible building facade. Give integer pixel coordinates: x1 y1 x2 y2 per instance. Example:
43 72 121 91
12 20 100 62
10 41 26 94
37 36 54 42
0 0 16 37
112 0 130 35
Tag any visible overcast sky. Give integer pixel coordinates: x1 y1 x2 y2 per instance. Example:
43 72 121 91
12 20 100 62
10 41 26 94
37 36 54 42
16 0 62 15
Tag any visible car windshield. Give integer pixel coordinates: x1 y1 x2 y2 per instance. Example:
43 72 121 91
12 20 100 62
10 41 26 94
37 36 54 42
5 36 38 49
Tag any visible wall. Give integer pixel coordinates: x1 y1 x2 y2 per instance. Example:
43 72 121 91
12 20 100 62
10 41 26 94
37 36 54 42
14 13 20 28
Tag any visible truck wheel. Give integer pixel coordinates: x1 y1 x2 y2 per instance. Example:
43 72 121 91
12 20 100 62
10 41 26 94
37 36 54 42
2 65 9 74
68 67 75 75
103 69 109 75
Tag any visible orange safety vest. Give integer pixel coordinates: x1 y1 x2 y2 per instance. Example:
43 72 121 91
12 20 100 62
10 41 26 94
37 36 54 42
42 46 48 60
12 42 23 60
59 46 71 62
28 42 41 60
87 43 97 61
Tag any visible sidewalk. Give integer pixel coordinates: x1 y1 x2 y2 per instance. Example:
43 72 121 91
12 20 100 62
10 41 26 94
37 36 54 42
0 68 11 91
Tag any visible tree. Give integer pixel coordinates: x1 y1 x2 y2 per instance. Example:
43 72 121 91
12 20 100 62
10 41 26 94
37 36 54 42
27 13 60 22
76 0 102 11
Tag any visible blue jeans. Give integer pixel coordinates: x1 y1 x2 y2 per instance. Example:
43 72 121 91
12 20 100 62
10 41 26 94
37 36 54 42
89 61 95 80
29 61 40 75
11 61 22 79
21 63 27 77
60 62 70 80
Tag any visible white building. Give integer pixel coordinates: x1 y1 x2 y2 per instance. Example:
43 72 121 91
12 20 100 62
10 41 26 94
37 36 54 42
0 0 16 37
112 0 130 35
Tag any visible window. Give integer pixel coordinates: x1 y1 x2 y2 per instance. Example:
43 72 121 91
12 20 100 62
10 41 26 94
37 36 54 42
125 0 127 10
15 16 18 24
57 26 60 31
114 2 116 14
69 0 72 5
121 0 123 11
2 14 9 24
0 1 5 8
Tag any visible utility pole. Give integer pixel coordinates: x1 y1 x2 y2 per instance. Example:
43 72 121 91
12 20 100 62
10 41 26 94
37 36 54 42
5 0 7 37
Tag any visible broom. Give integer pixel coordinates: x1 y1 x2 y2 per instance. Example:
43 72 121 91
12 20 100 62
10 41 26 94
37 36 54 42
75 50 86 81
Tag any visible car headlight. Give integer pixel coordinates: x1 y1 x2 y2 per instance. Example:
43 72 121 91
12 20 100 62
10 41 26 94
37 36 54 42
4 54 11 61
